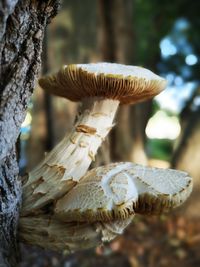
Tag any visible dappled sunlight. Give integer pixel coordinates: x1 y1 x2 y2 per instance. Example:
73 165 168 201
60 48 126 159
145 110 181 140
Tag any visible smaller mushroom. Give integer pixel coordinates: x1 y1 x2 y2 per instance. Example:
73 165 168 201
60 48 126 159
22 63 167 215
55 162 193 222
19 161 192 252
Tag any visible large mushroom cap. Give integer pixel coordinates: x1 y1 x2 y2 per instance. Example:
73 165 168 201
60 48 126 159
55 162 192 222
39 63 167 104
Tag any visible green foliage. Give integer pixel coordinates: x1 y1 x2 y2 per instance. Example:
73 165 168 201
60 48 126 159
133 0 177 68
48 0 98 68
147 138 173 161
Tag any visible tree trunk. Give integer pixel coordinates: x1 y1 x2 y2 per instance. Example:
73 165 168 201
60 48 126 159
128 100 152 165
42 29 55 151
171 87 200 175
171 107 200 218
172 108 200 178
98 0 135 162
0 1 60 266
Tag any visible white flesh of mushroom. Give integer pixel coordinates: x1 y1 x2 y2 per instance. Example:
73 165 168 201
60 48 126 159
22 99 119 215
77 62 163 80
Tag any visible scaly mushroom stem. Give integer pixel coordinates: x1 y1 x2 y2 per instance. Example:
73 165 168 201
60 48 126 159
19 214 133 252
22 99 119 215
19 215 103 252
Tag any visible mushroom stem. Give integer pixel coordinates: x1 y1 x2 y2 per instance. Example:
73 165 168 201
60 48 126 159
22 98 119 215
19 215 103 252
19 214 133 252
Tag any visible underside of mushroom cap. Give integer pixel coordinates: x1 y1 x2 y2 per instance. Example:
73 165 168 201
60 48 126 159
54 162 192 222
39 63 167 104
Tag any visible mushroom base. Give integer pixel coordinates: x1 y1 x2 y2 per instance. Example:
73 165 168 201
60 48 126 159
19 214 133 252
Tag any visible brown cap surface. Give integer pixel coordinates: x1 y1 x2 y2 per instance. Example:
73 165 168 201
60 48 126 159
39 63 167 104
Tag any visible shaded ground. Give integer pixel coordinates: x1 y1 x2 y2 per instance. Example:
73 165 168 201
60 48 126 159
19 214 200 267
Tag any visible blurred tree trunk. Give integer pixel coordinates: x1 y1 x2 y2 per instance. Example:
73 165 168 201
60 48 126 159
171 106 200 218
93 0 114 166
42 30 55 151
128 10 163 164
172 88 200 187
129 101 152 164
98 0 116 63
98 0 150 163
172 107 200 179
98 0 134 162
0 1 59 266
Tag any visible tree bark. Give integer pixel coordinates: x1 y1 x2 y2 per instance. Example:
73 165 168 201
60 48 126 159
0 1 60 266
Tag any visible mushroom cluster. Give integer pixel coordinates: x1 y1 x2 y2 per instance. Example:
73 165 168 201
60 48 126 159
20 63 192 253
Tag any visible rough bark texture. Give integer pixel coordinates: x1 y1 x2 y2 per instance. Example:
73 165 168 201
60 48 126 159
0 1 60 266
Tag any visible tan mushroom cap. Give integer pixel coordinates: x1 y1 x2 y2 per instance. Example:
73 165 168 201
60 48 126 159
39 63 167 104
55 162 192 222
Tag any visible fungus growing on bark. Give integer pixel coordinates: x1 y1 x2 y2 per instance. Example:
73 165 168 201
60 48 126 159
22 63 167 215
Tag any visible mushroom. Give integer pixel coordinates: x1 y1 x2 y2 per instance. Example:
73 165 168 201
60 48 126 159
19 162 192 252
22 63 167 215
20 63 193 252
55 162 193 222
